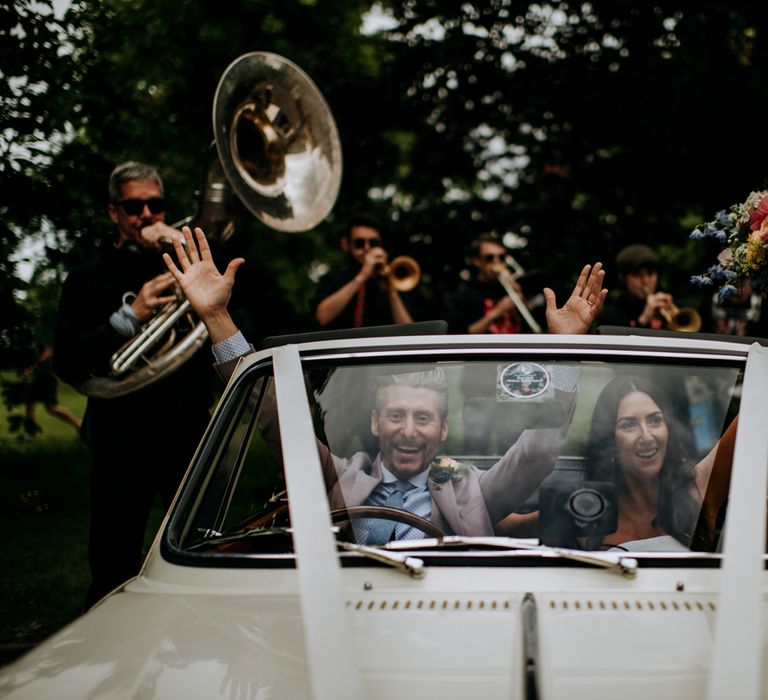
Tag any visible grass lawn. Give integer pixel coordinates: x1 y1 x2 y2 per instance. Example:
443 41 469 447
0 378 163 657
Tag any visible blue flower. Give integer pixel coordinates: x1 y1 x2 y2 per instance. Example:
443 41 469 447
431 470 451 484
706 264 729 282
690 228 705 240
699 223 727 242
690 274 713 287
715 210 731 227
718 284 738 300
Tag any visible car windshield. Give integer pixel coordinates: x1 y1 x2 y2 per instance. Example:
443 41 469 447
170 353 743 560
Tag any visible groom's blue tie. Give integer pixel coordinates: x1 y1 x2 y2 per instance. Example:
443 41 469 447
365 480 415 545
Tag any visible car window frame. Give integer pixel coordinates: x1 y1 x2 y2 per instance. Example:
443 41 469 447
161 344 749 570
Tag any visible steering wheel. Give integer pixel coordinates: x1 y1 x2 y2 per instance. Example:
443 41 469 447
330 505 446 539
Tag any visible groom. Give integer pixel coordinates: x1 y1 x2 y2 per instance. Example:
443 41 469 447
163 226 608 539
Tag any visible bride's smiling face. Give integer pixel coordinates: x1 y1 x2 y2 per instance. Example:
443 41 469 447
614 391 669 481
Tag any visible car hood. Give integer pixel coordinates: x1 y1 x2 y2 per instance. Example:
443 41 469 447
0 578 724 700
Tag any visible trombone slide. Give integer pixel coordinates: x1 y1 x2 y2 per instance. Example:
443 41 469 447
498 271 542 334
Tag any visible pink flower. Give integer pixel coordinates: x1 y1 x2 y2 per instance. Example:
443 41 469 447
748 192 768 231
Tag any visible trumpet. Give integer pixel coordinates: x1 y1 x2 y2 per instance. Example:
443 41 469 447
644 287 702 332
387 255 421 292
496 254 542 334
660 303 702 333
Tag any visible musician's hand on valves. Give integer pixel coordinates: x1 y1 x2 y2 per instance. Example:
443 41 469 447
358 246 389 283
638 291 673 327
138 221 182 250
544 262 607 335
131 272 177 323
163 226 245 343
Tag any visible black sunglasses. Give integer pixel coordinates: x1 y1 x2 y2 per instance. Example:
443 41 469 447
483 253 506 263
115 197 165 216
352 237 382 250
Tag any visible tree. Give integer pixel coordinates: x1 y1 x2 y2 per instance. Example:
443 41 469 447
0 0 75 366
377 1 768 308
9 1 768 341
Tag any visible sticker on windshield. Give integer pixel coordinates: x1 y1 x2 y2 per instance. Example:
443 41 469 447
497 362 551 399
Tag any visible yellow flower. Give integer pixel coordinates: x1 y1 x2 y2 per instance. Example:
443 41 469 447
745 231 767 271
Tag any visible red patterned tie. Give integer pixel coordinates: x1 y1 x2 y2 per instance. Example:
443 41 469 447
353 284 366 327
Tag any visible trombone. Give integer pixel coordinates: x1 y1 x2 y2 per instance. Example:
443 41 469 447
497 254 542 334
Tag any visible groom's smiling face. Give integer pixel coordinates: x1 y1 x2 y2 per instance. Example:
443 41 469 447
371 385 448 480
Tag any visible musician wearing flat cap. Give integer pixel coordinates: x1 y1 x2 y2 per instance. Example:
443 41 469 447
601 244 672 329
54 161 214 609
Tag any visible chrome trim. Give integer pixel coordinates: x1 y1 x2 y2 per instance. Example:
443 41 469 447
300 347 745 364
522 592 540 700
231 334 753 381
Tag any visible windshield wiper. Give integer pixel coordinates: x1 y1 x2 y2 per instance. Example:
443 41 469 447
338 542 426 579
384 535 638 578
186 526 294 551
188 530 633 579
189 528 426 577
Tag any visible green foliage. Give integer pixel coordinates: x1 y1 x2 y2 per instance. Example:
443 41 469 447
0 438 91 646
0 380 163 650
5 0 768 337
376 1 768 306
0 1 76 364
10 0 396 339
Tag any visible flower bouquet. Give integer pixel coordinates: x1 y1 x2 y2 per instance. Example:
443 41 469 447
691 190 768 299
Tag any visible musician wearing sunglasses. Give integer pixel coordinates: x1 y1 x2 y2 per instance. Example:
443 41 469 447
448 232 532 335
312 215 414 329
54 161 214 609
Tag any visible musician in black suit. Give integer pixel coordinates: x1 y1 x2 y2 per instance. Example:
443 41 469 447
55 162 214 608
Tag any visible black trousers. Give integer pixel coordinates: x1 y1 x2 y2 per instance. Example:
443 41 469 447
85 427 204 608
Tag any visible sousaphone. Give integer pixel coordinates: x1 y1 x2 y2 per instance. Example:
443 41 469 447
79 52 342 398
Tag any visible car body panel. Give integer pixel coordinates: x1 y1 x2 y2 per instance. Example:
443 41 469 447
2 333 767 699
4 566 764 699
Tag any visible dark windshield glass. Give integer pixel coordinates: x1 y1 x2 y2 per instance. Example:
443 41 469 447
176 356 742 557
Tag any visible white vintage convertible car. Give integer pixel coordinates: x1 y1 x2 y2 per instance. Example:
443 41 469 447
1 327 766 699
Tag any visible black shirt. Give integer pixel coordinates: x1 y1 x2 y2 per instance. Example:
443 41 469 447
312 263 405 330
600 289 665 329
448 278 522 334
54 243 214 449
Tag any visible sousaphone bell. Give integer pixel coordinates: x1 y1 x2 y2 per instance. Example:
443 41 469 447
213 52 342 232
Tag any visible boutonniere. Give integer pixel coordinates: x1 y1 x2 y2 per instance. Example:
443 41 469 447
429 457 471 484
